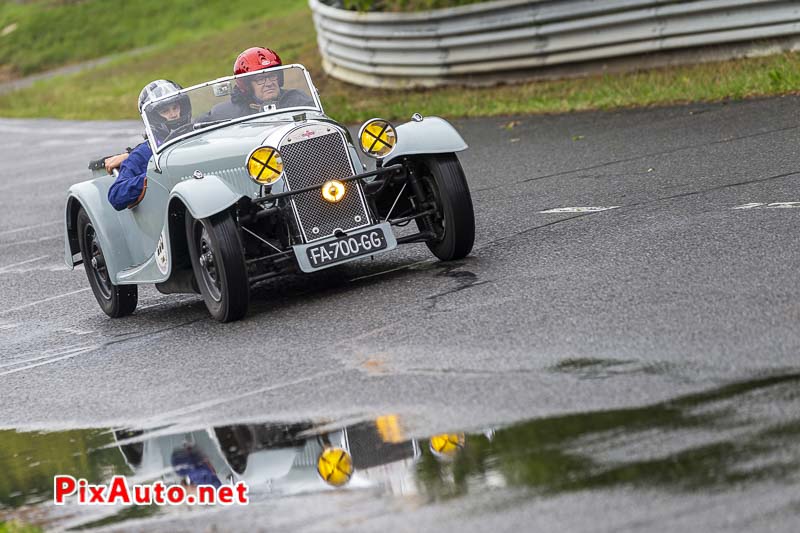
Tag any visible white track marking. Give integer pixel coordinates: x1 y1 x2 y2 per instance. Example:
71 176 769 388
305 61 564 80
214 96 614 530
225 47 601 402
142 370 343 424
0 346 93 370
0 264 70 275
0 222 59 236
0 345 98 377
0 287 90 316
766 202 800 208
540 206 620 213
0 255 48 272
0 235 60 249
732 202 800 210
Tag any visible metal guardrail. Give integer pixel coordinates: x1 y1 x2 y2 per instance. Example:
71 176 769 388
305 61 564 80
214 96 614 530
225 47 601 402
309 0 800 88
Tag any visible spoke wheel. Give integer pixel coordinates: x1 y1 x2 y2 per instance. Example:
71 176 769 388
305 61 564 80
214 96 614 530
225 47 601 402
186 210 249 322
76 208 137 317
418 172 445 242
414 154 475 261
196 225 222 302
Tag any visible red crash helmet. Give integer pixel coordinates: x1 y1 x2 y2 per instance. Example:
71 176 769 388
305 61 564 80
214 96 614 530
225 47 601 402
234 47 283 94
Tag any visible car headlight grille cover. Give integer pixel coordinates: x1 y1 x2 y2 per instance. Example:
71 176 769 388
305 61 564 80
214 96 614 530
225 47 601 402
247 146 284 185
358 119 397 158
317 447 353 487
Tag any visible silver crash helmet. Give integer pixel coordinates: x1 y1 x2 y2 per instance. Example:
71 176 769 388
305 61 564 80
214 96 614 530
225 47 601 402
138 79 192 142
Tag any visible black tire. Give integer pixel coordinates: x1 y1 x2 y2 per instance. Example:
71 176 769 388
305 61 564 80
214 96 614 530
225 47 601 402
114 429 145 467
185 210 249 322
416 154 475 261
76 208 138 318
214 426 254 474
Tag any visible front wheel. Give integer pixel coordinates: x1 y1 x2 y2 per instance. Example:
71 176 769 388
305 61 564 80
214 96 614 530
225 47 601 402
416 154 475 261
186 210 249 322
76 208 138 317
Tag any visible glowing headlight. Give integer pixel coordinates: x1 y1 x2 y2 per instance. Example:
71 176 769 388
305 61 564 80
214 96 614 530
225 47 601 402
358 118 397 158
247 146 283 185
317 447 353 487
321 180 345 203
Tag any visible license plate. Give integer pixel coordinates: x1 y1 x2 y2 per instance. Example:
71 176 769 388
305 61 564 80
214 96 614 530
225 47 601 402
305 228 388 269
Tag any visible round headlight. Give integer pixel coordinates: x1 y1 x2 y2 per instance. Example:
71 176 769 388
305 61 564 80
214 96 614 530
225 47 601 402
317 447 353 487
429 433 465 459
247 146 284 185
321 180 345 203
358 119 397 158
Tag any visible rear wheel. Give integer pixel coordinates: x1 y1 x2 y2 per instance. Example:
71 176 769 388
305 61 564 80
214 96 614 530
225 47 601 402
186 210 249 322
77 208 137 317
415 154 475 260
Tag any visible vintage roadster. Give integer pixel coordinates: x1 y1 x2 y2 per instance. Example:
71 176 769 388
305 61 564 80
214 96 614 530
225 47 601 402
64 64 474 322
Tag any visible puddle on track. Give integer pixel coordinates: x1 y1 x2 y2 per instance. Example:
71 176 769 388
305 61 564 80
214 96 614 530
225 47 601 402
2 372 800 530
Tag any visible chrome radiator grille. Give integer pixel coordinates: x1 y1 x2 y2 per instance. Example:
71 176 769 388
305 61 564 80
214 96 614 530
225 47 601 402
280 131 370 242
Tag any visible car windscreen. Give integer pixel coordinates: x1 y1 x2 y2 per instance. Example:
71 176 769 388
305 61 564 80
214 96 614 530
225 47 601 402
141 65 319 152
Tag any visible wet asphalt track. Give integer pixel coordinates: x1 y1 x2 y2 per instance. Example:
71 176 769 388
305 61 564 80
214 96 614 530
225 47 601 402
1 97 800 531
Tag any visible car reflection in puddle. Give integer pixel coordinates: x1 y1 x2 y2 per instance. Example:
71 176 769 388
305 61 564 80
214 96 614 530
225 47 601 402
2 372 800 530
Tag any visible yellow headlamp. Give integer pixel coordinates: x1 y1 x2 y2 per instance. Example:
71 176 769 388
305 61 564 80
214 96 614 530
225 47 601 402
429 433 465 458
358 119 397 158
317 447 353 487
247 146 283 185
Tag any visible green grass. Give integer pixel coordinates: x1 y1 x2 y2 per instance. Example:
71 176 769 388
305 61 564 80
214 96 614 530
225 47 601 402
0 3 316 120
316 51 800 123
1 1 799 123
0 521 42 533
0 0 301 78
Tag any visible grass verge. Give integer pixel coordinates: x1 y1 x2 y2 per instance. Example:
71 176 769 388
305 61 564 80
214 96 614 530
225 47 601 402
0 521 42 533
0 0 302 78
0 3 799 123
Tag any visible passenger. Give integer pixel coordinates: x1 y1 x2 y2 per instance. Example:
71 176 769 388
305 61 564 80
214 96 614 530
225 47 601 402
199 47 314 122
171 446 222 489
104 80 192 174
107 80 191 210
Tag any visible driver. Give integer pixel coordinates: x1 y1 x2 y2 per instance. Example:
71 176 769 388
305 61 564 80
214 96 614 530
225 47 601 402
198 47 314 122
107 79 191 210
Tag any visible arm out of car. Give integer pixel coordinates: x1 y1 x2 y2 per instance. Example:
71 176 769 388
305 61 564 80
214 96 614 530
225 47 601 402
107 142 153 211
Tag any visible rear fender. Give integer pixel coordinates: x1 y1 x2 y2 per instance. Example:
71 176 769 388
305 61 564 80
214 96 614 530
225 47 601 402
64 177 136 280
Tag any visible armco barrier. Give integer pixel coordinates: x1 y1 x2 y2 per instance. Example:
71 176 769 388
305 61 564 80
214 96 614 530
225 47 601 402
309 0 800 87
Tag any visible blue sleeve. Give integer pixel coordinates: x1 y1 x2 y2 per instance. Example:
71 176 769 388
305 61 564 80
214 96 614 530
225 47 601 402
107 142 153 211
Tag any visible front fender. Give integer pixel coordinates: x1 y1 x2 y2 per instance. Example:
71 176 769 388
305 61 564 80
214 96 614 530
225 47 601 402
169 174 246 220
64 177 136 279
384 116 467 165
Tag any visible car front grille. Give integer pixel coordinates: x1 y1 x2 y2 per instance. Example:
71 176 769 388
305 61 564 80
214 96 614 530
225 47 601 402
345 422 417 470
279 131 370 242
